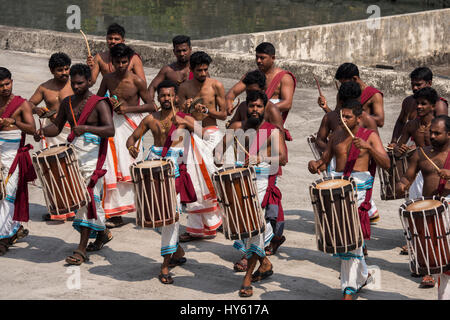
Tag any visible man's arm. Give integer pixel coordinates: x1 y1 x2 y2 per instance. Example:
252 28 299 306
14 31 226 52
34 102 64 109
11 101 36 135
29 86 46 116
308 134 334 174
369 93 384 127
207 80 227 121
396 149 420 194
391 98 411 144
147 66 168 109
87 53 102 86
96 77 108 98
394 122 413 157
126 114 152 158
121 77 157 114
435 99 448 116
131 55 147 86
225 78 246 115
353 132 390 170
264 128 287 167
73 100 114 138
272 73 295 113
316 113 331 153
38 98 69 138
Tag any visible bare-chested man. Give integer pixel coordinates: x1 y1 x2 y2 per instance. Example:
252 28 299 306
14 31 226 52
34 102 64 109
177 51 227 241
29 52 75 221
86 23 146 85
225 42 296 139
334 63 384 128
308 99 390 300
390 67 448 145
34 64 115 265
97 43 154 228
147 35 193 110
0 67 36 256
396 115 450 299
218 90 286 297
126 79 197 285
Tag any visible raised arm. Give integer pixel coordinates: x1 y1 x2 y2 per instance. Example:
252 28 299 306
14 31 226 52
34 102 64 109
87 53 101 86
225 78 246 115
147 66 168 110
370 93 384 127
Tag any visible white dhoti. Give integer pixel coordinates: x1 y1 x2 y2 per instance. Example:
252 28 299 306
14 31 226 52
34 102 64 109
329 170 372 296
146 146 183 256
41 120 71 149
0 130 22 239
434 273 450 300
185 127 223 236
233 162 274 258
71 133 107 239
408 171 424 200
103 113 145 218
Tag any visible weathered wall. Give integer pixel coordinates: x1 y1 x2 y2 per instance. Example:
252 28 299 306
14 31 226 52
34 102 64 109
193 8 450 68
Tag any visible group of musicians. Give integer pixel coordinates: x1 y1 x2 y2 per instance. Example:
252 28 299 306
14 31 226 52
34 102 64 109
0 22 448 300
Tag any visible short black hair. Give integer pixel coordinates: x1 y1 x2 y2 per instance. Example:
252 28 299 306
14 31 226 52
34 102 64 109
0 67 12 81
70 63 91 80
172 35 191 48
246 90 268 107
157 79 178 94
242 70 266 89
255 42 275 56
410 67 433 82
48 52 71 71
338 81 361 102
432 115 450 133
335 63 360 80
342 99 363 117
110 43 135 60
413 87 438 105
107 23 125 38
190 51 212 70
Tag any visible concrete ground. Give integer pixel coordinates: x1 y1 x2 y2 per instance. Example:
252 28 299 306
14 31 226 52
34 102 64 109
0 49 445 300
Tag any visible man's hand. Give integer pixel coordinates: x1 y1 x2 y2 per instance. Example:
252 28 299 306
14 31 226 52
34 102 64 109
396 181 407 195
183 98 193 113
308 160 322 174
86 55 95 69
194 103 209 114
353 137 371 150
34 107 47 117
128 145 139 159
318 96 328 110
114 105 128 115
394 144 409 157
33 129 43 142
73 125 86 137
438 169 450 180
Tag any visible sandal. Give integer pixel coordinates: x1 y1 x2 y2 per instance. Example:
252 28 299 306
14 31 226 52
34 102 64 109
8 225 29 245
265 236 286 256
251 267 274 283
65 249 89 265
239 285 253 298
179 232 203 243
105 216 125 229
233 257 248 272
158 272 174 285
420 275 435 288
87 229 113 252
169 257 187 268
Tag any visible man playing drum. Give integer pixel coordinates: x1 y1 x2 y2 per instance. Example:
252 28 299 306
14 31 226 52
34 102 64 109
0 67 36 256
97 43 154 229
218 90 287 297
126 79 197 285
308 99 390 300
35 64 115 265
29 52 75 222
396 115 450 299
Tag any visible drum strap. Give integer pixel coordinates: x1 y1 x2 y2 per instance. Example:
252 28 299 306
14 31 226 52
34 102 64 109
161 112 197 204
1 95 36 222
67 95 113 220
438 151 450 196
344 127 376 240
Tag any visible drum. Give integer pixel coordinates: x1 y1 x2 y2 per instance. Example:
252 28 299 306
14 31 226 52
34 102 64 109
212 166 265 240
378 148 414 200
131 160 179 228
399 197 450 275
307 133 322 161
32 144 89 215
309 176 363 254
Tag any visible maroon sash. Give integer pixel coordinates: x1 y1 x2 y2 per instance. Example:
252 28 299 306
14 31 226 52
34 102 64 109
361 86 383 106
188 71 194 80
1 96 37 222
161 112 197 204
437 151 450 196
67 95 112 220
343 127 376 240
248 122 284 223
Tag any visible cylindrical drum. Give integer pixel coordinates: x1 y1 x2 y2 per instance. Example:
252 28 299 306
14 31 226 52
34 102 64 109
310 176 363 254
212 166 265 240
131 159 178 228
378 148 414 200
399 196 450 275
32 144 89 215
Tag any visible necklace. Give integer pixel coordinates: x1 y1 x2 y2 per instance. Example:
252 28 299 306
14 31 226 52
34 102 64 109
160 112 173 134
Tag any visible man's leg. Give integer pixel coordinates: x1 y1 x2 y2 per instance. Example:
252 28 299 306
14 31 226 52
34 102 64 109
66 226 91 265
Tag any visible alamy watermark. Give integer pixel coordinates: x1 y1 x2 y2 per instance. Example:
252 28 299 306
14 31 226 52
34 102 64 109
367 5 381 30
66 5 81 30
66 266 81 290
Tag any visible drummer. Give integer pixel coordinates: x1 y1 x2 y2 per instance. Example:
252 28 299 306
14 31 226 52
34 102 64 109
29 52 75 222
35 64 115 265
396 115 450 299
308 99 390 300
217 90 287 297
126 79 197 285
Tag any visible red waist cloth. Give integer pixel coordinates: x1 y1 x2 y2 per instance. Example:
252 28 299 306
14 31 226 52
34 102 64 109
175 163 197 204
261 174 284 222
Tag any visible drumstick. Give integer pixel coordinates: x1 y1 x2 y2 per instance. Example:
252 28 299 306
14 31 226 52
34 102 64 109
234 136 250 158
313 75 324 97
340 110 354 138
68 97 77 126
80 30 92 57
420 147 441 172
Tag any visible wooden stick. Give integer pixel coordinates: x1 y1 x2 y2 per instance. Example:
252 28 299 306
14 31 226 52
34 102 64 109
234 136 250 157
68 97 77 126
313 75 323 96
80 30 92 57
136 128 143 150
340 110 354 138
420 147 441 172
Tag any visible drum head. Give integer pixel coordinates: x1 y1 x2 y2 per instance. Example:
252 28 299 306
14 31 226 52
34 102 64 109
38 145 69 157
213 167 251 182
134 160 170 169
316 179 351 190
406 199 442 212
